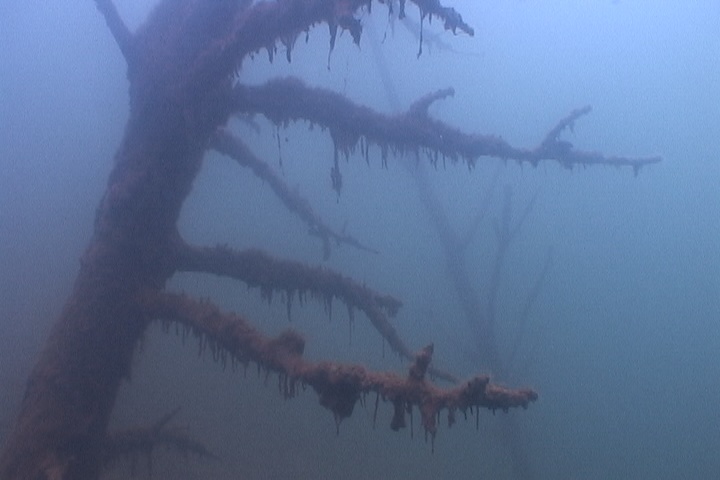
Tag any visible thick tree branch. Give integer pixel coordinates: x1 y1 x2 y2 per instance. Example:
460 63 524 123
227 0 472 62
210 128 379 259
174 242 400 318
186 0 472 93
232 77 661 177
140 291 536 440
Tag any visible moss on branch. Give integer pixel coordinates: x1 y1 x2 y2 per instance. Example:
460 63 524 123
141 291 537 442
233 77 661 183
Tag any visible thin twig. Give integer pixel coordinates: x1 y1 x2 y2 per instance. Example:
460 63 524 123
93 0 133 62
211 128 379 259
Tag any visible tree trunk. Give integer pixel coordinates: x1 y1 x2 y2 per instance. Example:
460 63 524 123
0 74 221 480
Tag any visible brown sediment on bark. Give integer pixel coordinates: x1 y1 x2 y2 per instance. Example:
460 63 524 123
141 292 537 439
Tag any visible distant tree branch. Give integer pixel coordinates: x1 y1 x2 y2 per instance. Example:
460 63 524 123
506 247 554 377
458 163 502 250
102 408 217 475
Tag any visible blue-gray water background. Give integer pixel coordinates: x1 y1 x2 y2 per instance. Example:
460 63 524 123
1 1 719 478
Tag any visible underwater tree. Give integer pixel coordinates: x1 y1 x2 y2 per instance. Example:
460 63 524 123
0 1 660 479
